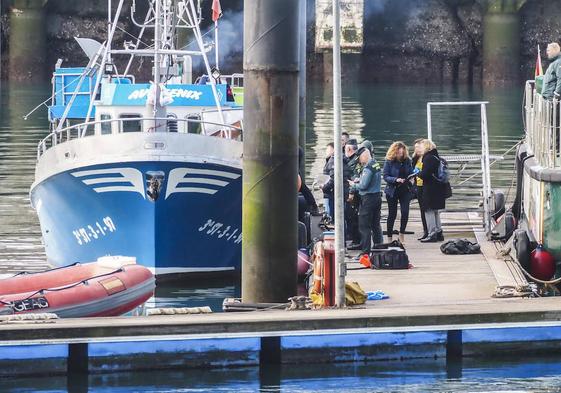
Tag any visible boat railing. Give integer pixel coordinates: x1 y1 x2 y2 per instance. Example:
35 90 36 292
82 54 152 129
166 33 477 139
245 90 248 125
221 73 244 87
524 80 561 168
37 117 242 160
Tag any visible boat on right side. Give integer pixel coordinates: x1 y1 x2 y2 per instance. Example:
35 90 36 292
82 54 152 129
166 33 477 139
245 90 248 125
513 80 561 275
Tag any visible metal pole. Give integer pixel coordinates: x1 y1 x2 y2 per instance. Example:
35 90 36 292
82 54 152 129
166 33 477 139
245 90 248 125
82 0 125 136
427 103 432 139
242 0 299 303
481 104 491 236
332 0 346 308
215 21 219 69
298 0 307 179
186 0 225 126
108 0 112 65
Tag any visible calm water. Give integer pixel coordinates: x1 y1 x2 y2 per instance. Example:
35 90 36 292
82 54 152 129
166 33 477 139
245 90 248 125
0 81 539 391
5 357 561 392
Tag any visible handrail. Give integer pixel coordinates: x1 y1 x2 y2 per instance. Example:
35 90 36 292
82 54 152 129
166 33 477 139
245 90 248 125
36 117 243 160
524 80 561 169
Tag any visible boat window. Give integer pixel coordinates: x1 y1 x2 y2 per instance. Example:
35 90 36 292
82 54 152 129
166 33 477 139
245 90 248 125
167 113 178 133
187 114 201 134
119 114 142 133
100 114 112 135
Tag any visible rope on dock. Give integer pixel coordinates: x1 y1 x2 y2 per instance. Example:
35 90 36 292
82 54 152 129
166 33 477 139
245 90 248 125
0 313 59 324
495 242 561 286
145 306 213 316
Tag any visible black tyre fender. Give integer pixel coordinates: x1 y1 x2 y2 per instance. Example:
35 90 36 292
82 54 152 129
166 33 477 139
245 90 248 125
513 229 531 271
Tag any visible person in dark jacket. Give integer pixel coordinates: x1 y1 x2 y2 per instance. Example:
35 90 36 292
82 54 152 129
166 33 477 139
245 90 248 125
412 138 428 240
298 146 319 218
322 145 353 223
383 141 414 243
349 148 383 256
418 139 446 243
321 143 335 218
542 43 561 100
345 142 362 248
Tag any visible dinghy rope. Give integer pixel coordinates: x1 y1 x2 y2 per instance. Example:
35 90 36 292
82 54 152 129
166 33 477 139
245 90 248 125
0 268 125 306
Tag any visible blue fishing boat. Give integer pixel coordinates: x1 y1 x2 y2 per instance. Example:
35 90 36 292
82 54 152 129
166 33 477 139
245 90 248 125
30 0 244 276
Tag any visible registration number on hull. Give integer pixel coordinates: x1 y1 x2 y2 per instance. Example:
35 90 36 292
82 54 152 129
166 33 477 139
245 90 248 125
11 297 50 312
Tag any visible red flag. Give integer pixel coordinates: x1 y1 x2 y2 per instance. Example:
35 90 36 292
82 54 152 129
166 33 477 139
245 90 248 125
535 45 544 77
212 0 222 22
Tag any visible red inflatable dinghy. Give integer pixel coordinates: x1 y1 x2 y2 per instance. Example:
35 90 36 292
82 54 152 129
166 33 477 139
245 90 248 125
0 256 155 318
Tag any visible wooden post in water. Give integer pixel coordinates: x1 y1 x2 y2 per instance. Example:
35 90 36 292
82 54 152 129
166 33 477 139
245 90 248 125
8 0 47 82
242 0 300 303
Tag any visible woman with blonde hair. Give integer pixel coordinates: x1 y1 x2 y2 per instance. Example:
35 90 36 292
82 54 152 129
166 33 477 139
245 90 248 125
418 139 446 242
412 138 428 240
383 141 414 243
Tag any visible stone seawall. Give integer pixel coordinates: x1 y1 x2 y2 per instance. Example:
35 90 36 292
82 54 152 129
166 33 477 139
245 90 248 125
1 0 560 84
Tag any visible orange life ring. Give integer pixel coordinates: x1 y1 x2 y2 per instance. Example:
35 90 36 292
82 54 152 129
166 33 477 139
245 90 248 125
311 241 324 295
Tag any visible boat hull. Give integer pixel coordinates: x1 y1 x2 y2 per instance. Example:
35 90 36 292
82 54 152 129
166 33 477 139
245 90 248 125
519 143 561 261
31 159 242 274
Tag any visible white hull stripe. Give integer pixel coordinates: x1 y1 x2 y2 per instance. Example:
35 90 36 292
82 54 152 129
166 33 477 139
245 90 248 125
83 177 133 185
170 187 218 195
72 168 145 198
184 168 241 179
165 168 240 199
179 177 229 187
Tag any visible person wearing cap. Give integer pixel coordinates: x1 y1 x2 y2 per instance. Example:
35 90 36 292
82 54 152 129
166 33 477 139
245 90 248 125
345 142 362 249
360 140 373 155
349 147 383 257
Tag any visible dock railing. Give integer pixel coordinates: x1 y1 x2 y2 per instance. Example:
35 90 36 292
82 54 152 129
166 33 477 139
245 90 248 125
427 101 494 237
524 80 561 168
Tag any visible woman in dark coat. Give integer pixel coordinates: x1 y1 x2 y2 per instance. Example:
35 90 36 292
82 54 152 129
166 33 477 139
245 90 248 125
383 141 414 243
418 139 446 242
412 138 428 240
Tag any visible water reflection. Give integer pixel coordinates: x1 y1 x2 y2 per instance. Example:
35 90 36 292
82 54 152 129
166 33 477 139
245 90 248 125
307 85 366 182
5 357 561 392
0 83 50 275
150 277 239 312
305 83 524 211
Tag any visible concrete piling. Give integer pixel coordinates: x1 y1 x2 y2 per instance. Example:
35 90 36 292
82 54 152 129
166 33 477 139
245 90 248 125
482 0 526 85
8 0 47 82
241 0 300 303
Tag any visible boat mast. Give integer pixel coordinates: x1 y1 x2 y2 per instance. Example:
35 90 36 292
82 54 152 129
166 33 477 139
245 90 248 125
152 0 167 132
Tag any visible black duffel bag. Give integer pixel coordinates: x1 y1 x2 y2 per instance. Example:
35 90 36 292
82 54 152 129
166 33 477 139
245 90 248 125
370 241 409 270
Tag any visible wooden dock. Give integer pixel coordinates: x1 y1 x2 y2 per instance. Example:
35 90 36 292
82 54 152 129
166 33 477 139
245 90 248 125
3 208 560 376
346 211 499 307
